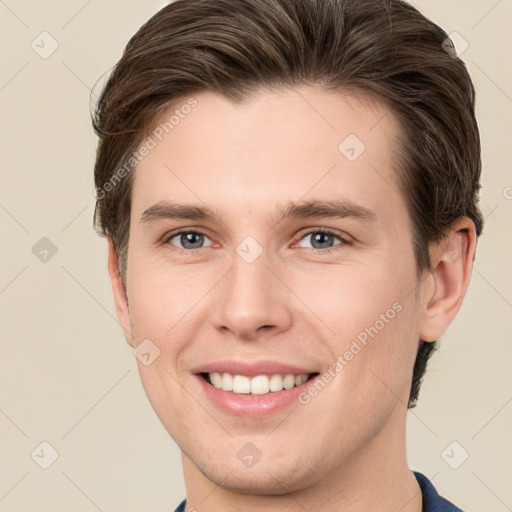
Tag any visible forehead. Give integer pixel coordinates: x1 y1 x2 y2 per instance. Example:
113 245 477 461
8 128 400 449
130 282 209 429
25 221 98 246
131 86 405 223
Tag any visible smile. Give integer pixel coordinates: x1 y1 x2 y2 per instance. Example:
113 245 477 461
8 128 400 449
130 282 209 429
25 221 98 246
193 360 322 416
202 372 317 395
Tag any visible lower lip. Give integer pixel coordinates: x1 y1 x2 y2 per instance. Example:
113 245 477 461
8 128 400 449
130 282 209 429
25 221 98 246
195 374 319 418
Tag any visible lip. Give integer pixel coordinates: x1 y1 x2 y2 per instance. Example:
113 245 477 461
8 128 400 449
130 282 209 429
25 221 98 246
192 359 317 377
192 360 321 418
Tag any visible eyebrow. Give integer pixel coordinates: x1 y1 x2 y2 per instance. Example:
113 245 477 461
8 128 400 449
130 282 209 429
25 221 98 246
276 199 377 223
140 202 214 223
140 199 377 225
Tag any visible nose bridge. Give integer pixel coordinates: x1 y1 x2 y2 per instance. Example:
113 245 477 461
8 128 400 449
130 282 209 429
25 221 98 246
213 242 292 339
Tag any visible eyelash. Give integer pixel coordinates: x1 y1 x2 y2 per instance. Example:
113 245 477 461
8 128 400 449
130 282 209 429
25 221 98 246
163 227 351 256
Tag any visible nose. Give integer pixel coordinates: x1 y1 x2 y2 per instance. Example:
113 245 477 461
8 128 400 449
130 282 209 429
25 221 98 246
212 250 293 342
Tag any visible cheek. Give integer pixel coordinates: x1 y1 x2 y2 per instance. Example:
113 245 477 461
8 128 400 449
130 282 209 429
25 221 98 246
126 251 216 340
288 254 416 343
289 254 420 408
125 255 212 442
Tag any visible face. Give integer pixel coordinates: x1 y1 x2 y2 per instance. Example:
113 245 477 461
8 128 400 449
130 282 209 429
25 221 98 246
113 86 431 494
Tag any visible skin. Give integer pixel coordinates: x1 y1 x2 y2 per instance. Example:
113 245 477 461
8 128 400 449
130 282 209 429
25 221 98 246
107 85 476 512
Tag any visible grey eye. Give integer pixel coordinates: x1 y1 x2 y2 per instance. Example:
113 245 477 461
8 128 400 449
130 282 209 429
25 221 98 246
169 231 212 249
298 231 342 250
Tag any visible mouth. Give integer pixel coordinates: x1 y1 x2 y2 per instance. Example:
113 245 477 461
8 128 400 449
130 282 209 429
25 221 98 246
192 360 322 416
200 371 320 396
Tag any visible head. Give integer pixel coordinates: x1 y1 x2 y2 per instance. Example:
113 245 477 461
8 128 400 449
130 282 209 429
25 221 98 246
92 0 482 496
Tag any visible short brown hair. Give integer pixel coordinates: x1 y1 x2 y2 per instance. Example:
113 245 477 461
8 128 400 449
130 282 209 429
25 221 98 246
92 0 483 408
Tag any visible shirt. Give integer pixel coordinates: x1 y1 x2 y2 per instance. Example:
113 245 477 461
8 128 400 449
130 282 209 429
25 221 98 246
172 471 464 511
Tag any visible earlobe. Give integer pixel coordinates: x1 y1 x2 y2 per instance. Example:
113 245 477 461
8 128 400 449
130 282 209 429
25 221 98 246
107 238 134 346
419 218 477 342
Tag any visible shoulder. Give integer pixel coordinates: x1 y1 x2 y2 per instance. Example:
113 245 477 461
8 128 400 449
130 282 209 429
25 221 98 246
414 471 465 512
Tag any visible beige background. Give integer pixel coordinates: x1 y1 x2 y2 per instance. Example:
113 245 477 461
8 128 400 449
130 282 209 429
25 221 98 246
0 0 511 510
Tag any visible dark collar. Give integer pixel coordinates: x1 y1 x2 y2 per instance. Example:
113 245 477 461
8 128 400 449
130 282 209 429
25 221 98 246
414 471 465 512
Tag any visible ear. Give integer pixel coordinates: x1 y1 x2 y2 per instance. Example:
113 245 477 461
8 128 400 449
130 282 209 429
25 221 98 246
419 217 477 342
107 238 134 346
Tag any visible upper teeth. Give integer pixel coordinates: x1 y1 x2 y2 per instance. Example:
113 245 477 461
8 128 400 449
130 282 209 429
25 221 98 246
207 372 310 395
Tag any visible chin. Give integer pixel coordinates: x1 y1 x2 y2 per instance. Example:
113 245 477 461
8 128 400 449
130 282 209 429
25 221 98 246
194 454 317 495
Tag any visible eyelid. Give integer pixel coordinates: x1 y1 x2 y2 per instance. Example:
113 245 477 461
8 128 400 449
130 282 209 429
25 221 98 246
163 228 215 249
162 227 352 253
292 227 351 250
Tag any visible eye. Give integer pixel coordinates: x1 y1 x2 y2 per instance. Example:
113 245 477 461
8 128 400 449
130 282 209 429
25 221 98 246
296 229 348 252
166 230 213 250
163 228 349 254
